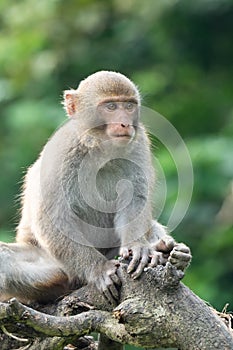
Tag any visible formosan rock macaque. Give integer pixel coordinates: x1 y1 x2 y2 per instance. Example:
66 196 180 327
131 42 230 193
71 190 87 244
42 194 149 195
0 71 191 304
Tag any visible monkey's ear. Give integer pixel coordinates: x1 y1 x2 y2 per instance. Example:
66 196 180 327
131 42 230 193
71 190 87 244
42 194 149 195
63 90 78 117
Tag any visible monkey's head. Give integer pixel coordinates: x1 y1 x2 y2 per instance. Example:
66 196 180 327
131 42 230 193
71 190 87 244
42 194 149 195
63 71 141 142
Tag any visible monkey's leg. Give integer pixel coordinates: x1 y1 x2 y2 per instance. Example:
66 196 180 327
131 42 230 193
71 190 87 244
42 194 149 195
98 334 124 350
0 242 68 303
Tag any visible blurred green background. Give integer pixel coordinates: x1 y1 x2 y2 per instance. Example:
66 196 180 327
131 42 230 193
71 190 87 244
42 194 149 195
0 1 232 349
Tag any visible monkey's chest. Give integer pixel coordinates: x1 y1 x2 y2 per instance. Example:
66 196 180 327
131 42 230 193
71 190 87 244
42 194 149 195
66 157 145 247
69 160 133 226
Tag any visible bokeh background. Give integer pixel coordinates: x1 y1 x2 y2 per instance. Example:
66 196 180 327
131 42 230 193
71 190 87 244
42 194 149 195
0 1 233 349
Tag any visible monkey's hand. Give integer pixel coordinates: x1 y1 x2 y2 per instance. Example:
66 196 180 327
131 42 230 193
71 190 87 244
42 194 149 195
149 235 175 267
168 243 192 271
150 237 191 271
119 240 151 279
91 260 121 305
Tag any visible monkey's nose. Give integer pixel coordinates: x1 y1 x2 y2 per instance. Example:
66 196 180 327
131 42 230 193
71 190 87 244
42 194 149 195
121 123 129 128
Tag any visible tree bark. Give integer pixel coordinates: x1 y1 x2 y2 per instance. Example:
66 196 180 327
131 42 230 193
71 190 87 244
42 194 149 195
0 263 232 349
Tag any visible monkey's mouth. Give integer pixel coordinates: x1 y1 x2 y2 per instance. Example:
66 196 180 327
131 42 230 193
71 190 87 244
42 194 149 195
110 134 133 142
112 134 131 138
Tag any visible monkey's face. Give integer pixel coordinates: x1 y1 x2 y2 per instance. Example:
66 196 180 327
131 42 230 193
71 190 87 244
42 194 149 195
96 98 139 143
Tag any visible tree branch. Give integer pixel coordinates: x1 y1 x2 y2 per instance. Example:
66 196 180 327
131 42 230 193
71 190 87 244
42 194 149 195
0 263 232 349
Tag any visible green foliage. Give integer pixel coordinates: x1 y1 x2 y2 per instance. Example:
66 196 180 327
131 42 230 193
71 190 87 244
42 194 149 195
158 136 233 310
0 1 233 348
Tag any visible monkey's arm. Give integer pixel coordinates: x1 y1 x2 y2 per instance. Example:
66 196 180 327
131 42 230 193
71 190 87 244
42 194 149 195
115 195 153 279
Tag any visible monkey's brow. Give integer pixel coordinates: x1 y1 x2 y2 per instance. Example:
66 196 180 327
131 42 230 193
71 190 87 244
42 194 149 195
99 97 138 104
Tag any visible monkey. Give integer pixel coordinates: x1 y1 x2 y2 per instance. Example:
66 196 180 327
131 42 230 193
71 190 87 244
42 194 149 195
0 71 191 305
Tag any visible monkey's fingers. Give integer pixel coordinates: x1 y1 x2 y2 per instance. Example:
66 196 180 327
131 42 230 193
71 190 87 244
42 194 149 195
169 249 192 271
154 236 175 253
119 247 131 259
110 272 122 286
106 260 121 286
131 250 149 279
103 288 117 305
127 246 150 278
174 243 191 254
164 236 176 251
127 246 141 274
102 276 119 304
108 283 119 301
149 251 168 267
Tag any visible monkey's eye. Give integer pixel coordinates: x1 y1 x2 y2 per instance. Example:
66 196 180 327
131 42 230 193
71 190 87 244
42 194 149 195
105 102 117 111
125 102 135 111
